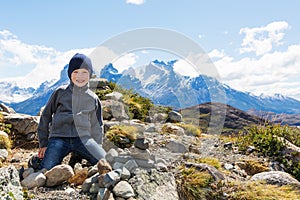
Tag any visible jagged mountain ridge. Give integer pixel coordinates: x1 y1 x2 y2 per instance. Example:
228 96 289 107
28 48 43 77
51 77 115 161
3 59 300 120
100 60 300 115
9 65 69 115
0 82 35 103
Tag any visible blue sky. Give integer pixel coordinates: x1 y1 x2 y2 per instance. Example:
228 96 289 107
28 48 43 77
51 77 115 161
1 0 300 100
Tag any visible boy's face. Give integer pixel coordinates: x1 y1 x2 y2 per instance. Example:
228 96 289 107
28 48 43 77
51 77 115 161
71 68 90 87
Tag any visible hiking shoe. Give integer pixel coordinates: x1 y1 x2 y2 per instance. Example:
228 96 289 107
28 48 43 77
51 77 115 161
28 154 42 171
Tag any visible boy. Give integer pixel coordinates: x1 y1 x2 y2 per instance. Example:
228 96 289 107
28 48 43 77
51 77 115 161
37 53 106 170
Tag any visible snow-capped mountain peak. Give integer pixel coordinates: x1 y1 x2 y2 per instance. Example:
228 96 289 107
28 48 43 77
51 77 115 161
3 60 300 116
100 61 300 114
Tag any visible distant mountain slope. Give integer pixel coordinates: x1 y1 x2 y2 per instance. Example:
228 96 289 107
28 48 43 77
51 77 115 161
100 60 300 114
180 102 264 134
9 65 69 115
247 109 300 126
0 82 35 103
6 59 300 122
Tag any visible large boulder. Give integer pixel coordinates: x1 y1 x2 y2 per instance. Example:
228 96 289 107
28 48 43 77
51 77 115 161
0 166 23 200
45 164 74 187
250 171 300 187
128 169 179 200
102 100 129 121
3 113 39 135
0 103 16 114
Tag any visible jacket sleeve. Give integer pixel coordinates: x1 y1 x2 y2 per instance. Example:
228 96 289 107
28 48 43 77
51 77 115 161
90 98 104 144
37 89 60 148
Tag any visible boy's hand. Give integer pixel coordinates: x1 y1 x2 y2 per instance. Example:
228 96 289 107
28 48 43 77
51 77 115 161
38 147 47 158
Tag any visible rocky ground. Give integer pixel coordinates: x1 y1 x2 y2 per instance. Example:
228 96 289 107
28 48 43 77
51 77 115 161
5 148 91 200
1 100 300 199
2 79 300 200
3 133 274 200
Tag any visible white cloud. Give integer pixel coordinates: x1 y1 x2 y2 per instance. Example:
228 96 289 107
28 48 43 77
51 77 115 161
208 49 226 59
126 0 145 5
0 29 94 88
112 53 139 72
173 59 199 77
239 21 290 56
211 44 300 100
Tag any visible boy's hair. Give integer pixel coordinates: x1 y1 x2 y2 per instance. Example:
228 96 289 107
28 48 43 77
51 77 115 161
68 53 93 79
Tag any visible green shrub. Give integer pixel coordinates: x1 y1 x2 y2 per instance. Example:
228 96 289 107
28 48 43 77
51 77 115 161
238 159 269 175
177 167 300 200
160 124 175 135
237 124 285 157
95 82 154 121
224 181 300 200
176 123 202 137
177 167 214 200
106 125 137 148
122 90 153 121
237 124 300 181
95 89 113 100
0 113 12 134
0 135 12 149
94 81 116 100
194 157 221 169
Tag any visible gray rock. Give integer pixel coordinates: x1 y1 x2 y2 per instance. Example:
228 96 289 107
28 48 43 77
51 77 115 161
0 148 8 162
97 187 111 200
167 111 182 123
0 166 23 200
105 148 119 164
89 183 100 194
250 171 300 187
166 139 186 153
102 100 129 121
224 163 234 171
105 91 123 101
113 181 135 198
22 167 34 179
0 103 16 114
124 160 139 173
4 113 39 135
44 164 74 187
87 165 98 177
150 113 168 123
130 148 151 160
82 173 99 193
134 138 149 150
129 169 178 200
103 170 121 188
21 171 46 189
120 167 131 180
89 78 109 90
163 123 185 135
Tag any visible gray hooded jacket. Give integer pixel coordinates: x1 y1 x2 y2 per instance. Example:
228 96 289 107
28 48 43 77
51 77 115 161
37 83 103 148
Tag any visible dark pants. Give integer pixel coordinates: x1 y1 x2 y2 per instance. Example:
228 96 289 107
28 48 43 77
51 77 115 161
39 137 106 170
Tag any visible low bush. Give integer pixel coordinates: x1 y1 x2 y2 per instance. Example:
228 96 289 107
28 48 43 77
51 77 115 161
176 123 202 137
177 167 214 200
177 164 300 200
0 135 12 150
0 113 12 134
106 125 137 148
237 124 300 181
95 82 154 121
